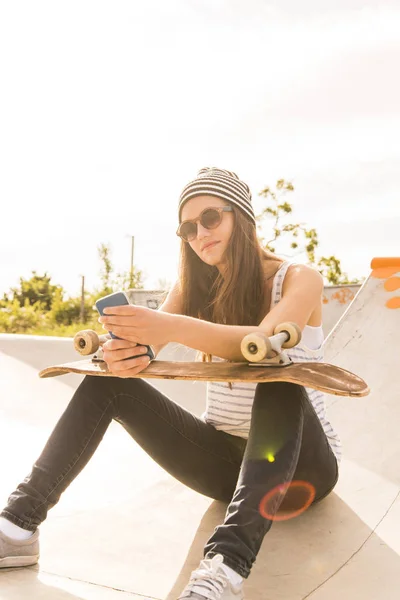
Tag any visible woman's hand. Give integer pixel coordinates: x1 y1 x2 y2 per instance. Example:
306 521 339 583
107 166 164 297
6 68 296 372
102 338 152 378
98 304 175 347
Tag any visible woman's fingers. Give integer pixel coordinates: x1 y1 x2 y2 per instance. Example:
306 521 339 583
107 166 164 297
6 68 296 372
107 355 151 378
101 338 152 377
103 339 139 351
103 345 148 362
103 342 151 376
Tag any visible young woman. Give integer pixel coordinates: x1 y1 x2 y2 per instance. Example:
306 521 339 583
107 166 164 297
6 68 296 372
0 167 340 599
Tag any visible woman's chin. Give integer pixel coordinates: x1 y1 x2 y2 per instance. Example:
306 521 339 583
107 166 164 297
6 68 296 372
201 257 227 273
202 257 217 266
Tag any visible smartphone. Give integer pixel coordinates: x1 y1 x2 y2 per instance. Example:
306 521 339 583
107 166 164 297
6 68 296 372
95 291 155 360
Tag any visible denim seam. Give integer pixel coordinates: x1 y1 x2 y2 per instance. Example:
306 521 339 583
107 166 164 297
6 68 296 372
0 510 32 531
114 392 240 467
25 399 114 528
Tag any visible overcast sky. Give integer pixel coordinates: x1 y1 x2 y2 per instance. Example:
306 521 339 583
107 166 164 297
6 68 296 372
1 1 399 297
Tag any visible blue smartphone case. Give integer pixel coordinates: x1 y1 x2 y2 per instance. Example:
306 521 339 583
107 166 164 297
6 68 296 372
95 291 155 361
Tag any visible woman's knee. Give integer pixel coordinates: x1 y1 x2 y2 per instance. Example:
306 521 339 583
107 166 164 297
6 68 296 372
253 381 307 413
249 382 306 448
78 373 143 395
75 374 143 416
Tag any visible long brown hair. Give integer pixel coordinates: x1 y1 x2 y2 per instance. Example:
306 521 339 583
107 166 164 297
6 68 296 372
178 205 284 333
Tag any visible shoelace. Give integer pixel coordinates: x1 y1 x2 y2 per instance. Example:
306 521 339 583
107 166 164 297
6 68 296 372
179 555 229 599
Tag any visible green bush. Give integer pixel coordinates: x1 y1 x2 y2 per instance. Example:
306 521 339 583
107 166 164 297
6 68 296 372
47 289 94 326
0 292 105 337
0 299 44 333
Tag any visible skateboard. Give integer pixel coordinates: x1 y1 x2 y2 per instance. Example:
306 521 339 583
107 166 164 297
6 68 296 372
39 322 370 398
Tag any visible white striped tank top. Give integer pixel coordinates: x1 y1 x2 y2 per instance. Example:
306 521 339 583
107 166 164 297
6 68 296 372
201 261 342 464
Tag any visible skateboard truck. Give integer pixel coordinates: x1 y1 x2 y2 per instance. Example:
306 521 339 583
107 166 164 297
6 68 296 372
92 350 105 363
241 322 302 368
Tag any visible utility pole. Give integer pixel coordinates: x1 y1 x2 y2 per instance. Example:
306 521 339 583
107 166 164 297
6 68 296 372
80 275 85 322
129 236 134 289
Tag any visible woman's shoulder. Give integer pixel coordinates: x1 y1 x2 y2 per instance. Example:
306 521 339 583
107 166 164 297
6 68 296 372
281 263 324 295
284 263 323 282
262 259 324 299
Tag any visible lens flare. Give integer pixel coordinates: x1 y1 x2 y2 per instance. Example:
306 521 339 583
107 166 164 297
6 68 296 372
259 480 316 522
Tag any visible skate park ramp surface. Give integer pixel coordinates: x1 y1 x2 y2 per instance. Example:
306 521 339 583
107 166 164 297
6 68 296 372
0 256 399 600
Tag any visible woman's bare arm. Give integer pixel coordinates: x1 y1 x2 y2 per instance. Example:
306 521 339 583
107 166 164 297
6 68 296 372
151 280 183 358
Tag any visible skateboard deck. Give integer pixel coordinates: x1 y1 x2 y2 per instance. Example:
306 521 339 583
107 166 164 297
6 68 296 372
39 359 369 397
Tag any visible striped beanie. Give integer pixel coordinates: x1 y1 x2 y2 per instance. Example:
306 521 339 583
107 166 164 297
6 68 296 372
178 167 256 226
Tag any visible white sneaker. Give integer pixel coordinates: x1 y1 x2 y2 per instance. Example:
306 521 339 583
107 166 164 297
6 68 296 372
178 554 244 600
0 528 40 568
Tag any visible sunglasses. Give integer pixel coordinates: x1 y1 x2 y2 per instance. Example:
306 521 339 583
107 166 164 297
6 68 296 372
177 206 233 242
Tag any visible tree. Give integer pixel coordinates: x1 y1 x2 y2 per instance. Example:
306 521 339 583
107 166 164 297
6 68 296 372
97 243 113 296
256 179 363 285
6 272 63 311
92 242 145 304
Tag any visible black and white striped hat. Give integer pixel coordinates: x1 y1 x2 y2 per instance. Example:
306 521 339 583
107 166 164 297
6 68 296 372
178 167 256 226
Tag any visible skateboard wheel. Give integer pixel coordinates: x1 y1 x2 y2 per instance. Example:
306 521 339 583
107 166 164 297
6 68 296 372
241 332 272 362
273 322 302 348
74 330 100 355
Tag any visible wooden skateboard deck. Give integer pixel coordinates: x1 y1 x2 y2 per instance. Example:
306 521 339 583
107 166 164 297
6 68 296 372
39 359 369 397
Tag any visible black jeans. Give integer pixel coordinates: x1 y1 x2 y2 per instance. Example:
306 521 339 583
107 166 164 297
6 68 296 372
1 376 338 579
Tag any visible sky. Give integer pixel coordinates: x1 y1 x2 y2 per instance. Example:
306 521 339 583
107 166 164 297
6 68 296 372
1 0 399 298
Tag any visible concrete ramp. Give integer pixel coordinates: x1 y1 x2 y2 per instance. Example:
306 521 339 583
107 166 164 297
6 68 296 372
0 257 400 599
315 257 400 599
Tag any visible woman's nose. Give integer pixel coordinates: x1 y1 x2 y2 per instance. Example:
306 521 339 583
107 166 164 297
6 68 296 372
196 222 211 238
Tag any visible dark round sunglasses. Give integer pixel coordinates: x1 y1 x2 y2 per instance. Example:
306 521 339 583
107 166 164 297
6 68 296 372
176 206 233 242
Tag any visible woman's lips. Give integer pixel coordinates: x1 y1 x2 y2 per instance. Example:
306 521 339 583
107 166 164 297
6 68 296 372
203 242 219 251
